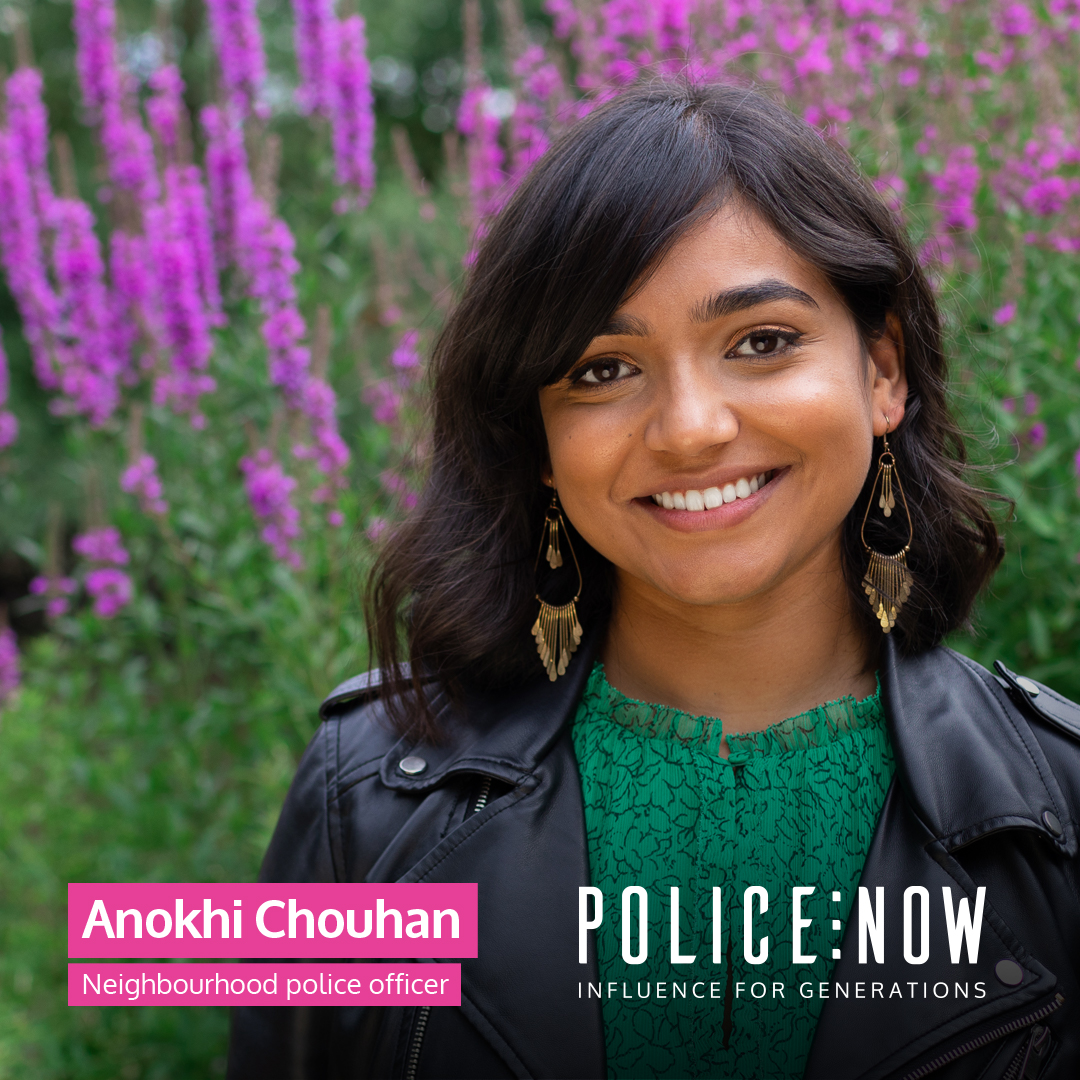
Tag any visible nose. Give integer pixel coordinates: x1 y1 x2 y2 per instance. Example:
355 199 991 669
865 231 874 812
642 363 739 457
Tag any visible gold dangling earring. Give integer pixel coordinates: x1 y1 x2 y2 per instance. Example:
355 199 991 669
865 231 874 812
532 490 583 681
861 419 914 633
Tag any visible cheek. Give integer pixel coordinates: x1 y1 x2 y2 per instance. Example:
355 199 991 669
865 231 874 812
546 408 636 496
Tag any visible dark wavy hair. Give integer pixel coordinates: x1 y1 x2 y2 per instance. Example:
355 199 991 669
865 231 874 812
364 81 1003 738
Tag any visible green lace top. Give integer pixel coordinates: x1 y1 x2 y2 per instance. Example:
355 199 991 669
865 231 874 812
571 663 895 1080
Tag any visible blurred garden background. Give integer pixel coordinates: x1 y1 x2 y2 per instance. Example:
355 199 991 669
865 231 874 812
0 0 1078 1074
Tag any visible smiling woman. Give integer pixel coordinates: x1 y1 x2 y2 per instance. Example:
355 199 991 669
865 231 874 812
230 83 1080 1080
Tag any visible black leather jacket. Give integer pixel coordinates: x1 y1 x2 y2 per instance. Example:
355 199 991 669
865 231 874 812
228 639 1080 1080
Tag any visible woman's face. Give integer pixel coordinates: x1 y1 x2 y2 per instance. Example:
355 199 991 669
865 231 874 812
538 205 907 612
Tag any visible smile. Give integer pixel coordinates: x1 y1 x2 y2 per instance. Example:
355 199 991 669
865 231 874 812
650 472 774 512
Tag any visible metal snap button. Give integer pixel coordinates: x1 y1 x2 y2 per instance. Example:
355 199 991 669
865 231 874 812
1042 810 1063 837
1016 676 1041 697
995 959 1024 986
398 755 427 776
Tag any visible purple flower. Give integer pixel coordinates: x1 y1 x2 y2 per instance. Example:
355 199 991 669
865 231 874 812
121 453 169 515
364 380 402 426
146 64 186 156
85 567 133 618
201 105 250 267
330 15 376 209
1028 422 1047 448
391 329 421 371
205 0 269 119
72 0 123 122
993 303 1017 325
108 230 151 375
0 626 19 704
997 2 1037 37
239 448 303 568
145 168 217 422
72 526 129 566
458 84 508 227
72 0 159 208
1024 391 1040 415
50 198 123 425
292 0 338 116
30 574 78 618
0 130 61 390
5 68 53 219
929 146 980 232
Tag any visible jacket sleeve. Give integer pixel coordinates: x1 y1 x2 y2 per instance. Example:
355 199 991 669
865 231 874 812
259 720 338 885
227 721 338 1080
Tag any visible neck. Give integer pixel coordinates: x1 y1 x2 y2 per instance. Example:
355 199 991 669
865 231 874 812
601 541 877 754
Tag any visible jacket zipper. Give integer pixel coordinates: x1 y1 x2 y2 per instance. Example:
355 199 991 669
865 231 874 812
403 1004 431 1080
1001 1023 1053 1080
403 777 492 1080
901 993 1064 1080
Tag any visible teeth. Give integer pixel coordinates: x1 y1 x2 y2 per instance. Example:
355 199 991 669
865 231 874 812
653 472 772 512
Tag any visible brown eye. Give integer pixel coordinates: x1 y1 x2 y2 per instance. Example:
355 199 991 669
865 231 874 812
730 329 800 359
575 358 637 385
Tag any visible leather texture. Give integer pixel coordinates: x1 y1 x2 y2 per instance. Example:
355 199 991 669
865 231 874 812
228 639 1080 1080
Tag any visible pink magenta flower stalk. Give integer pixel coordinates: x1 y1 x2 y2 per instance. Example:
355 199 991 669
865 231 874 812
145 168 217 425
29 575 78 618
72 526 130 566
202 104 349 528
0 626 19 704
0 129 61 390
291 0 338 116
84 568 134 617
240 448 304 568
330 15 376 209
145 64 186 157
50 198 123 425
458 84 508 225
72 0 159 208
5 68 54 219
72 0 123 121
108 230 151 376
121 453 169 515
205 0 270 119
201 105 248 266
73 525 134 618
508 45 560 184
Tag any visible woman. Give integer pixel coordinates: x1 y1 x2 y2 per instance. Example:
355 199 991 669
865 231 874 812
229 83 1080 1079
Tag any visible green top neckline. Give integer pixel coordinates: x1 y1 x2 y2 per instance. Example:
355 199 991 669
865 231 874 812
585 663 883 765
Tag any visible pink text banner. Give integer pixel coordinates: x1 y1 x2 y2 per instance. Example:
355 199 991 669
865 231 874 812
69 963 461 1006
69 883 478 959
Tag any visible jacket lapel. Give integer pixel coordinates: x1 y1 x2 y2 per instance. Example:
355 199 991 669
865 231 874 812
373 641 606 1080
806 642 1068 1079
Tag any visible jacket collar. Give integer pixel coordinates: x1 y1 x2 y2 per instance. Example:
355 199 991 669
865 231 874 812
377 630 601 793
881 638 1075 857
375 633 1076 859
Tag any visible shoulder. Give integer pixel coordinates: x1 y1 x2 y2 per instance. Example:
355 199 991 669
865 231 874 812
316 667 425 785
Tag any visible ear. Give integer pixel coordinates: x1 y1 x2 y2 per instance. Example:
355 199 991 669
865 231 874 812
868 313 907 437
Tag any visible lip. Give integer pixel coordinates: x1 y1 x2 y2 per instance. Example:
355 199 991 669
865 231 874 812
634 467 786 533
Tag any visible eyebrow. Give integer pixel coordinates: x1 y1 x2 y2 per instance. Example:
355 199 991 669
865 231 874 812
593 278 819 338
690 280 820 323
